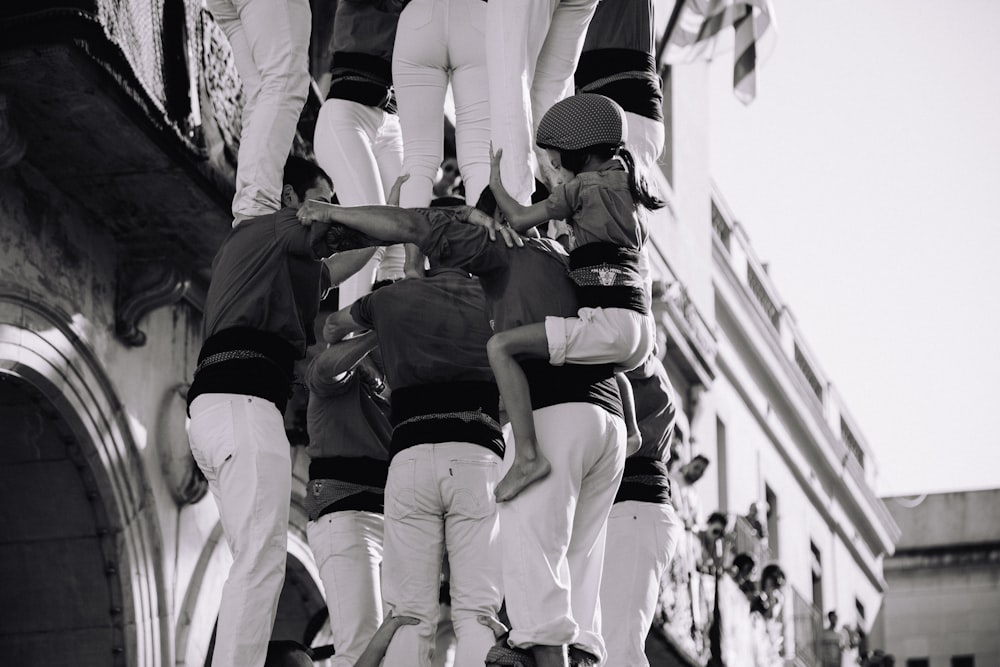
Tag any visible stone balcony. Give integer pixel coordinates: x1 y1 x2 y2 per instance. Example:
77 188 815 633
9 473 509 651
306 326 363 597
0 1 327 346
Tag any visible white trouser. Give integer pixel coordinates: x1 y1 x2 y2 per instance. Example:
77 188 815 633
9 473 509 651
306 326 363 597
486 0 600 204
314 98 406 304
206 0 312 221
625 110 666 172
187 394 292 667
381 442 502 667
600 501 683 667
306 511 385 667
393 0 491 208
500 403 625 663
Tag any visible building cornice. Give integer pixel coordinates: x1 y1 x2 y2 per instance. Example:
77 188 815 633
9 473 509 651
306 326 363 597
712 237 900 581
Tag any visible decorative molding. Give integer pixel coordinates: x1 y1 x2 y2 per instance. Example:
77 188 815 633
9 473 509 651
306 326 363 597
0 289 169 666
157 383 208 506
115 261 192 347
0 93 27 169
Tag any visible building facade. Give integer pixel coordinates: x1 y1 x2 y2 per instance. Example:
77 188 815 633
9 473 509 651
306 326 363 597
0 1 899 665
876 490 1000 667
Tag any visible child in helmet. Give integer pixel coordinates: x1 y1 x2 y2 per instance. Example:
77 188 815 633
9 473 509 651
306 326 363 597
485 93 665 502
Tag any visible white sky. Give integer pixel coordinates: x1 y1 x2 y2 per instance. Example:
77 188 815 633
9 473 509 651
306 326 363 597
705 0 1000 496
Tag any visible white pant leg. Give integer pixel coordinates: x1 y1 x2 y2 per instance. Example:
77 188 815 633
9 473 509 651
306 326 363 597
439 444 503 667
600 501 682 667
530 0 600 127
188 394 292 667
624 110 666 172
446 0 491 207
372 113 406 280
314 99 401 305
208 0 312 220
500 403 625 656
393 0 450 208
486 0 557 204
381 445 447 667
306 511 385 667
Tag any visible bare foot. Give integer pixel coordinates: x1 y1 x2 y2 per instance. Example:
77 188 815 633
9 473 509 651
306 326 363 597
496 453 551 502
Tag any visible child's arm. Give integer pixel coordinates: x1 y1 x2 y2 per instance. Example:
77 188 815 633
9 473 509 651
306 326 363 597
353 613 420 667
616 372 642 456
489 146 551 233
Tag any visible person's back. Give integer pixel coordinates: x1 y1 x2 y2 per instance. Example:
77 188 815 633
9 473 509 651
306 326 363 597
187 157 333 667
343 268 504 667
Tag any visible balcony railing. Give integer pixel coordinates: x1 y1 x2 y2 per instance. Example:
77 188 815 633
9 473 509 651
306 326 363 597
747 265 781 329
789 586 822 667
794 343 824 402
711 201 732 251
840 418 865 471
654 523 784 665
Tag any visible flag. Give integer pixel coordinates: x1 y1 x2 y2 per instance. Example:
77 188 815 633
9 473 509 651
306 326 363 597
660 0 777 104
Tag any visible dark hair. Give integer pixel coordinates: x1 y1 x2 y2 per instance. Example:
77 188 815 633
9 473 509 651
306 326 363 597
692 454 711 466
263 640 313 667
761 564 786 586
732 553 755 571
707 511 727 527
430 195 467 208
283 155 332 200
551 144 665 212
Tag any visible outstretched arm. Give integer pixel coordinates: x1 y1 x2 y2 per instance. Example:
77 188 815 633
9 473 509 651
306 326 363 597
298 201 429 251
488 145 551 233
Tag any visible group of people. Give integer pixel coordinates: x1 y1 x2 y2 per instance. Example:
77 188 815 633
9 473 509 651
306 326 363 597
189 1 685 666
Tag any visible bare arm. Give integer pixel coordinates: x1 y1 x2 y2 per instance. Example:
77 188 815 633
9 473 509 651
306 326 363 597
298 201 426 249
488 146 552 232
322 307 368 345
617 372 642 456
353 614 419 667
310 331 378 388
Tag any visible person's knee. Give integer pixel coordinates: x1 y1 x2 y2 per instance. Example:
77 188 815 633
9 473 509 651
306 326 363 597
486 332 513 364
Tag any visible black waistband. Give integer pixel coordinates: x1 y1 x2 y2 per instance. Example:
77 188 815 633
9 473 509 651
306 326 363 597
614 456 672 505
577 49 657 88
314 492 384 519
308 456 389 486
391 381 500 426
569 242 641 272
576 49 663 122
327 52 396 112
188 327 298 413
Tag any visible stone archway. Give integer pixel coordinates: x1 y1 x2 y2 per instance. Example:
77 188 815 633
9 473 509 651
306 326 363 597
0 291 168 666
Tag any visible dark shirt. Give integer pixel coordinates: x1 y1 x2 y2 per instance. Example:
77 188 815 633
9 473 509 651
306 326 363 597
306 355 392 462
615 354 676 505
350 268 503 458
626 354 676 463
575 0 662 121
417 208 623 419
328 0 402 111
305 352 392 518
188 208 324 412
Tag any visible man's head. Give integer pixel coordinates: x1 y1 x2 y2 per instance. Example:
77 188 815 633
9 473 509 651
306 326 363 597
761 564 786 591
281 156 333 209
827 610 839 629
706 511 727 538
732 553 755 578
682 454 710 484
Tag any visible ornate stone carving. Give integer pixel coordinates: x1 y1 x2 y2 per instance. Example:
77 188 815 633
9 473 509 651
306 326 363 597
157 383 208 506
115 261 191 347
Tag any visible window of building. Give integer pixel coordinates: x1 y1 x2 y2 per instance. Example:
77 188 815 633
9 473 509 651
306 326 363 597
951 656 975 667
855 598 865 625
716 417 728 511
765 484 778 560
810 541 823 616
905 659 929 667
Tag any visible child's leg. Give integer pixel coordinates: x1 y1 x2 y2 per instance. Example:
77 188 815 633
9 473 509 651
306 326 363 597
487 324 552 502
